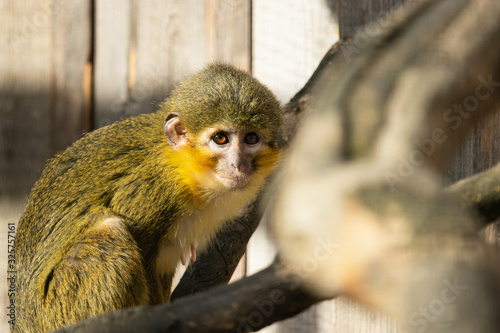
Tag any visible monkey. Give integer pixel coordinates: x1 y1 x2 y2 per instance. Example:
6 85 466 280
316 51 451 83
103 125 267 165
11 63 282 333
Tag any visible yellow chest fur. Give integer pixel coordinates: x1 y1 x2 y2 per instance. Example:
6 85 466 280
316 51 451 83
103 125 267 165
154 179 263 279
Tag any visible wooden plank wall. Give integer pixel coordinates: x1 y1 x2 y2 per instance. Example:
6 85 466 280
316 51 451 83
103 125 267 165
0 1 498 333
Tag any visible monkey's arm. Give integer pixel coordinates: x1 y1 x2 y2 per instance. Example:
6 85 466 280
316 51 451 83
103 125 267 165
34 216 148 332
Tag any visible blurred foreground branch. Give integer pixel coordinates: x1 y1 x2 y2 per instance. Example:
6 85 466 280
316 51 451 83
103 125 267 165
273 0 500 332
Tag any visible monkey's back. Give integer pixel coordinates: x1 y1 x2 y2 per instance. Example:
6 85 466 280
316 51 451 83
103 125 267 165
13 111 183 331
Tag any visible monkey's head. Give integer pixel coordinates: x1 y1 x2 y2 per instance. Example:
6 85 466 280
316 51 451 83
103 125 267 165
163 64 283 191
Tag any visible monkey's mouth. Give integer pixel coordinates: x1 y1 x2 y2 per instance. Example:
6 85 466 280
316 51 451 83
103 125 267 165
216 175 251 189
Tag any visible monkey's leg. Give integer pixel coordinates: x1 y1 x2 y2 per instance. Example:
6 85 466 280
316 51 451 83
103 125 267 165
40 216 149 331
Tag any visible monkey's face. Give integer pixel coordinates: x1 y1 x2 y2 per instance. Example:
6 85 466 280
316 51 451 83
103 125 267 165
198 126 266 189
164 112 280 193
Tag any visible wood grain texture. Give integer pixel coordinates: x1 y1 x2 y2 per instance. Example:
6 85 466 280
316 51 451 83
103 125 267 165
476 112 500 260
94 0 132 127
51 1 91 152
0 0 90 197
205 0 250 70
272 0 500 331
274 0 500 331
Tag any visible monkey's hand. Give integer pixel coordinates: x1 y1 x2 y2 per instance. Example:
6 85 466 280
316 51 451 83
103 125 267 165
180 244 197 266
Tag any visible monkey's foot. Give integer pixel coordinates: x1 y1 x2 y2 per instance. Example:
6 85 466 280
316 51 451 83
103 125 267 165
180 244 197 265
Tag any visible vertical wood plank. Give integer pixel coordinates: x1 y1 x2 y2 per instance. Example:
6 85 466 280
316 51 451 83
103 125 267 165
205 0 251 70
0 1 90 333
94 0 132 128
251 1 338 332
51 1 91 151
128 0 209 117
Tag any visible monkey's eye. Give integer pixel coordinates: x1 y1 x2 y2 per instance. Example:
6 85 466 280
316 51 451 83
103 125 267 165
212 132 229 145
244 132 259 145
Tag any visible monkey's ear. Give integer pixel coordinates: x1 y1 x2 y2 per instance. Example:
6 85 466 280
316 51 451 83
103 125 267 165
164 112 189 150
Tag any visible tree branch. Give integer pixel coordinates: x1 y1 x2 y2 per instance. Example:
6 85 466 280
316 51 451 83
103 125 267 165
54 261 323 333
445 162 500 227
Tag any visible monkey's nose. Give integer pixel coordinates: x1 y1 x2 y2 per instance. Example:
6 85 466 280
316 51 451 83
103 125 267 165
231 163 241 172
